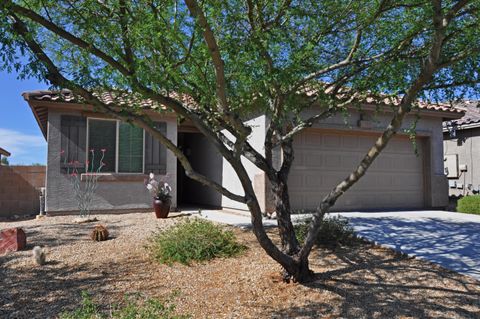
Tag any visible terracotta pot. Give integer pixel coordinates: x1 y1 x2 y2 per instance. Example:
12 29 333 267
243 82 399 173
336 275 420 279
153 198 171 218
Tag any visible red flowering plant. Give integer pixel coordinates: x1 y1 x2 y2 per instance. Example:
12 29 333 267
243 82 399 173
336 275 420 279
61 149 106 218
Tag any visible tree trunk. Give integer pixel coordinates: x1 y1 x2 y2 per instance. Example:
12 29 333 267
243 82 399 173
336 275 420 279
272 179 300 255
292 255 314 283
278 252 314 283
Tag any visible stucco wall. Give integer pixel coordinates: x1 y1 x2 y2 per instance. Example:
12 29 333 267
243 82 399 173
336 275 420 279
45 110 177 213
222 108 448 212
221 115 267 211
0 165 46 217
444 127 480 197
296 108 448 208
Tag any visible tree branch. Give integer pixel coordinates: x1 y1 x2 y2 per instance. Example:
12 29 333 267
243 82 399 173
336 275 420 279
262 0 292 29
299 0 452 261
9 14 246 204
3 1 132 76
425 79 480 90
184 0 250 137
118 0 134 70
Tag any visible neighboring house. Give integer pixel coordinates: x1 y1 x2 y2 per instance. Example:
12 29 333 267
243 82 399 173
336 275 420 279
443 100 480 197
23 90 463 214
0 147 11 164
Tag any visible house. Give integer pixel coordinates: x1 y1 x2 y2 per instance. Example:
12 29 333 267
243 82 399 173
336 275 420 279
22 90 463 214
0 147 10 165
443 100 480 197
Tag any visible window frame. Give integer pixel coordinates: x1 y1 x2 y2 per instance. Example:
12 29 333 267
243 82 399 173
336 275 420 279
86 117 145 174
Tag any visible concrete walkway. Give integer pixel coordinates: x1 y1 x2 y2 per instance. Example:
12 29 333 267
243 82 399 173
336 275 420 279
189 209 480 280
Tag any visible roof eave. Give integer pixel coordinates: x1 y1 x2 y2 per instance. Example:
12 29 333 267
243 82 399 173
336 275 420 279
357 103 465 120
0 147 11 157
24 97 48 141
443 121 480 132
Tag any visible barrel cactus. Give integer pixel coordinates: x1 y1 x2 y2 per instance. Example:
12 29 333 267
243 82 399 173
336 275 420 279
91 225 109 241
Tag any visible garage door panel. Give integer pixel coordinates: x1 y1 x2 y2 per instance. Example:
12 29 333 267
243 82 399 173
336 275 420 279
324 154 342 168
305 175 323 188
304 131 322 146
289 174 304 188
290 130 425 211
304 152 323 167
341 154 360 168
324 134 341 148
342 135 358 149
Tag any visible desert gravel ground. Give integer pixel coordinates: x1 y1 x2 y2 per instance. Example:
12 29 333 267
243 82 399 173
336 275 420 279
1 212 479 319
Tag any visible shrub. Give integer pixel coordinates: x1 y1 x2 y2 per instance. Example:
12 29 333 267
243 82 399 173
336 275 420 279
60 291 188 319
457 195 480 214
294 215 357 247
149 218 246 265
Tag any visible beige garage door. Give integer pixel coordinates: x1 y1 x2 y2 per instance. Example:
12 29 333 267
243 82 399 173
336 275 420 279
289 130 425 211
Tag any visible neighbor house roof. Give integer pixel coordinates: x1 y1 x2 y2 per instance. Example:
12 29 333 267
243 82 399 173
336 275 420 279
0 147 11 157
443 100 480 132
23 89 465 140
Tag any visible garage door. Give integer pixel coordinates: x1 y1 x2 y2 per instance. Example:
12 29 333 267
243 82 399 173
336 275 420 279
289 130 425 211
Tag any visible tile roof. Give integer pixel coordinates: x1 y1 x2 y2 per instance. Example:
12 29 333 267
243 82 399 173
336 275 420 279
363 96 464 115
22 89 196 110
23 89 464 114
448 100 480 126
23 89 465 139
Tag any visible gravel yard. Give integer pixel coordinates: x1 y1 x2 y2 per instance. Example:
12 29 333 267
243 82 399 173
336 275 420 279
1 212 480 318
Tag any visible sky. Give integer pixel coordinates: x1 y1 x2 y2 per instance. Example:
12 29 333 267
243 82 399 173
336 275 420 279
0 68 48 165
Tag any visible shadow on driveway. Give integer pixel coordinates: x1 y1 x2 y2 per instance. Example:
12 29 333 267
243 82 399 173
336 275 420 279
347 216 480 280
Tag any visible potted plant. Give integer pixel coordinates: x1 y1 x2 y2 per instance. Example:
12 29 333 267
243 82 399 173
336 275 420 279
146 173 172 218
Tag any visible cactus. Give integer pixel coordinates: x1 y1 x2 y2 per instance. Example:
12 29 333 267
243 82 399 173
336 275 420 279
32 246 46 265
91 225 109 241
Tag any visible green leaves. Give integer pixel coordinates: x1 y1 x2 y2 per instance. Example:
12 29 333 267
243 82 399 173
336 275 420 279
0 0 479 122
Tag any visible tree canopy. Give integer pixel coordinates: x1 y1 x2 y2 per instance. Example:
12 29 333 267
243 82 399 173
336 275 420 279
1 0 479 282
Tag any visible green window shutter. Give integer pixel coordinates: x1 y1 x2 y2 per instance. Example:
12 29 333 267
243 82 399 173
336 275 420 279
88 119 116 173
60 115 86 173
144 122 167 175
118 122 143 173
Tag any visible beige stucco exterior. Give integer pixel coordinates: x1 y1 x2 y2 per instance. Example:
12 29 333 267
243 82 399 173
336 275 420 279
443 127 480 197
25 90 457 213
45 109 178 213
221 107 450 211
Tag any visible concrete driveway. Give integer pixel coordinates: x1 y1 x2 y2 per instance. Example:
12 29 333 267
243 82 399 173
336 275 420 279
334 211 480 280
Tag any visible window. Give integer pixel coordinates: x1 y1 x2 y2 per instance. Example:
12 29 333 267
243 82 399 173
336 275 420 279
144 122 167 175
84 118 167 175
88 119 117 172
87 119 144 173
60 115 86 173
118 122 144 173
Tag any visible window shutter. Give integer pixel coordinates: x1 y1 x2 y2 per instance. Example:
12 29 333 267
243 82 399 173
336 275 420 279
60 115 86 173
118 122 143 173
88 120 117 173
144 122 167 175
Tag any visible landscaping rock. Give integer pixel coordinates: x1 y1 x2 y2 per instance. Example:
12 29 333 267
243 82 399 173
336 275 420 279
73 216 99 224
0 227 27 254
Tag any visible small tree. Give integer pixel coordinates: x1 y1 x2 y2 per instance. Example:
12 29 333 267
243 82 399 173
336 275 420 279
1 0 479 282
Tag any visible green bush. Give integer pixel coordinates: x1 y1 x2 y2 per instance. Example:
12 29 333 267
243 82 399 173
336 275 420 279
149 218 246 265
294 215 357 247
60 291 187 319
457 195 480 214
